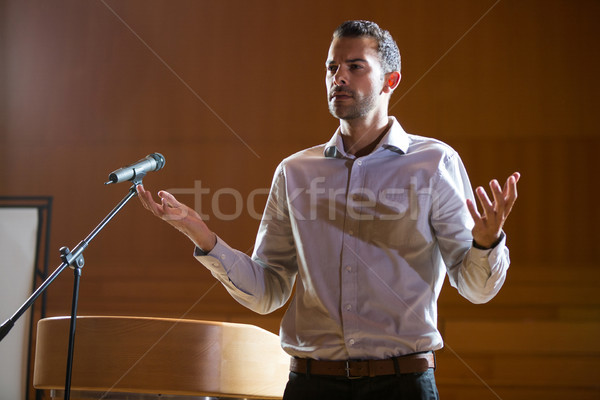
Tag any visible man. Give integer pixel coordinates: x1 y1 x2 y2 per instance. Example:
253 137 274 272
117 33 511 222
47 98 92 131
138 20 519 400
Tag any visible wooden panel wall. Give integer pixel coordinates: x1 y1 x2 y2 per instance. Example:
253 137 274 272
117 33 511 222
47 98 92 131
1 1 599 398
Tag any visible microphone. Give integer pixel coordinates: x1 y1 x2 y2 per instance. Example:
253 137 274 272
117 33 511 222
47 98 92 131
105 153 165 184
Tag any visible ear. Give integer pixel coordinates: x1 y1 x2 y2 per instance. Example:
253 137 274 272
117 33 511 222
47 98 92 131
384 71 401 93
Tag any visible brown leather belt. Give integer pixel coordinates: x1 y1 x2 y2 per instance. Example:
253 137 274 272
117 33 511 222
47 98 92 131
290 352 435 378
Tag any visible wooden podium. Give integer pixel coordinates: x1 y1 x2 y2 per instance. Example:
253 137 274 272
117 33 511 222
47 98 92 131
33 316 290 399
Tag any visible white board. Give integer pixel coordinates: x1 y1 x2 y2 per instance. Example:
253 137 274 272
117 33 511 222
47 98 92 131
0 208 39 400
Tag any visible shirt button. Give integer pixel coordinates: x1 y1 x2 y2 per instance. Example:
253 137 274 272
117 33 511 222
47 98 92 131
356 160 363 166
220 254 227 260
345 304 352 311
346 266 352 272
348 339 355 346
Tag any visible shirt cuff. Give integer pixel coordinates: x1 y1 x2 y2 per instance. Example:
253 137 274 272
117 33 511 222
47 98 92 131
193 236 237 275
469 231 509 274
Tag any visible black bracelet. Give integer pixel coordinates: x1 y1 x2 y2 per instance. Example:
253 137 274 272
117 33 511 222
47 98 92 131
472 232 505 250
196 246 209 256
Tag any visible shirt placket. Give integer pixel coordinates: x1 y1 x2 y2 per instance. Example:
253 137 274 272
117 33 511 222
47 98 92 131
339 157 366 358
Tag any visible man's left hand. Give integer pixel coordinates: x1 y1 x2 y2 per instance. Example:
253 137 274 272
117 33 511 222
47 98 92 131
467 172 520 249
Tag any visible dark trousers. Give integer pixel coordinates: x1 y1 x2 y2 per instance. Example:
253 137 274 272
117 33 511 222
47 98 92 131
282 369 439 400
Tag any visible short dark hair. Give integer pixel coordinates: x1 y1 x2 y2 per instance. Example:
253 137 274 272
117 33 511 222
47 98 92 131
333 20 401 74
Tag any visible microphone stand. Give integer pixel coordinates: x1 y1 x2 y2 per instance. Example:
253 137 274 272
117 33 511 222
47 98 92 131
0 176 145 400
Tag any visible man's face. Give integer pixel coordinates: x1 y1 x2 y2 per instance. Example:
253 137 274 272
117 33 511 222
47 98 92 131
326 36 387 121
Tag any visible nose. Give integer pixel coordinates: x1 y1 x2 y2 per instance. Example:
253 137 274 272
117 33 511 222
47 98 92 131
333 67 348 86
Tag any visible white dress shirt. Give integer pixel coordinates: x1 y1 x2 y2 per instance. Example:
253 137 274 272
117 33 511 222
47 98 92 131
195 117 510 361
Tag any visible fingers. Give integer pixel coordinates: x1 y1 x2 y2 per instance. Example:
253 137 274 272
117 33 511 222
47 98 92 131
489 179 505 214
157 190 189 222
502 172 520 193
466 198 481 222
136 185 185 221
136 184 159 214
471 172 520 226
475 185 495 219
469 172 520 248
501 172 520 217
479 172 521 218
136 185 210 245
157 190 181 209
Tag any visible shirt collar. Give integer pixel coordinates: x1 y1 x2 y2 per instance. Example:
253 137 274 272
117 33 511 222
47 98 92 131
324 116 409 159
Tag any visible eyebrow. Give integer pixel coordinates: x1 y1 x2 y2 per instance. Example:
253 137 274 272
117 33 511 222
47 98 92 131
346 58 368 63
326 58 369 65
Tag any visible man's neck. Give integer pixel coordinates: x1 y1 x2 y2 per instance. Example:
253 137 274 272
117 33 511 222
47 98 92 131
339 113 391 158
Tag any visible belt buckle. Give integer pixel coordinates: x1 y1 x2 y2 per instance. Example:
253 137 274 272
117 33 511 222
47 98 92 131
345 360 362 379
345 360 351 378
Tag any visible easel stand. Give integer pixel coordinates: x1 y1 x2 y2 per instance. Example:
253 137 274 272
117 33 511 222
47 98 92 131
0 181 143 400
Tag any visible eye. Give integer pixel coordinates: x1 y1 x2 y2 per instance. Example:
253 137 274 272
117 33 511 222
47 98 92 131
349 64 363 70
327 64 338 73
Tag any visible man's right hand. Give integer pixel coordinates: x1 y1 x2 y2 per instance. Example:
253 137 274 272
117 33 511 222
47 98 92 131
136 184 217 252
